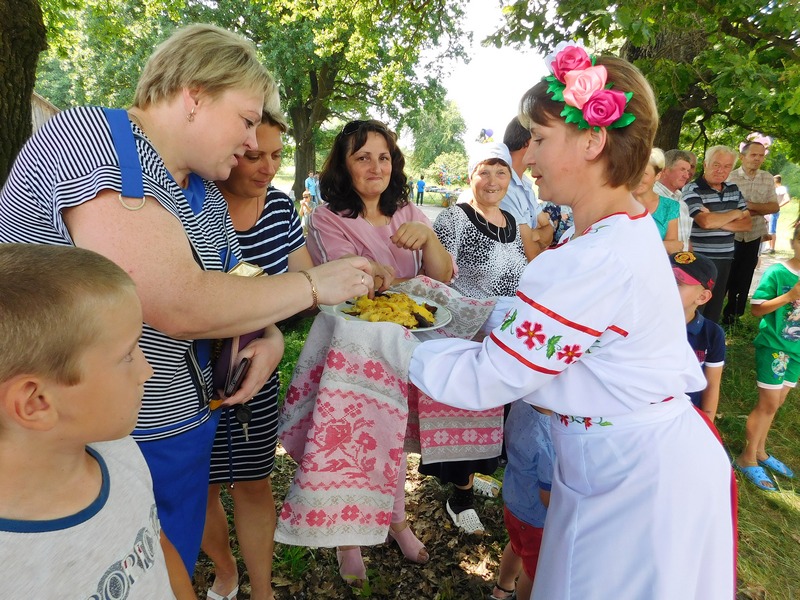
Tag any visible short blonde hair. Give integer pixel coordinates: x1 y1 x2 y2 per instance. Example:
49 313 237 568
0 244 135 385
649 148 665 174
133 24 277 108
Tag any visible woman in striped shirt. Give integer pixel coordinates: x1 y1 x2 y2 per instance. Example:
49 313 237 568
202 109 312 600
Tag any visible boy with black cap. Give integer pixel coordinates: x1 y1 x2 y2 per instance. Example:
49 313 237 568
671 251 726 421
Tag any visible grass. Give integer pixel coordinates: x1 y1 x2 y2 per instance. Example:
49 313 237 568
276 317 313 401
272 173 295 193
717 206 800 598
717 312 800 599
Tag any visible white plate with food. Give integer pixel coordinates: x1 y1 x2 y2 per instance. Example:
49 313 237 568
319 291 452 332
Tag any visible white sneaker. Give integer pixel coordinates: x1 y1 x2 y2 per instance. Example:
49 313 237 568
446 500 485 534
473 474 502 497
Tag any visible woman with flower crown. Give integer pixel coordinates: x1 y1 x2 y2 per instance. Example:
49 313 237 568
407 43 736 599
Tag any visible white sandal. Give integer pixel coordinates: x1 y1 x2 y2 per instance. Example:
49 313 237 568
446 500 485 534
207 586 238 600
473 474 502 497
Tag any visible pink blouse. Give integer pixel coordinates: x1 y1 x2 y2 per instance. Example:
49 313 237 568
307 203 433 279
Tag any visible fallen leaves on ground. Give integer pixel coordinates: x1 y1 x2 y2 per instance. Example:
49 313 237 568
194 451 508 599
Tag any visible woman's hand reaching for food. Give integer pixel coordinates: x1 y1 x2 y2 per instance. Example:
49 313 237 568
307 256 374 306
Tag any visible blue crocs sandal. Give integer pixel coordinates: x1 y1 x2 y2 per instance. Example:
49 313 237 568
758 455 795 478
735 464 778 492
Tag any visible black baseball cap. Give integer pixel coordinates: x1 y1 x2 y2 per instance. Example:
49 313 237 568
670 251 717 290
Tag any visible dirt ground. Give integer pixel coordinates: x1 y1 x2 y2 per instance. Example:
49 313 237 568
193 451 509 599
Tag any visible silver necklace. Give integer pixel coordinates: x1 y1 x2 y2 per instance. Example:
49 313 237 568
364 213 390 227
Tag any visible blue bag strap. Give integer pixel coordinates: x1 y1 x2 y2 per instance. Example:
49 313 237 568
103 107 144 200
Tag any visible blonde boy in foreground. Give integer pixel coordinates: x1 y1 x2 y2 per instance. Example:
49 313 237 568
0 244 194 598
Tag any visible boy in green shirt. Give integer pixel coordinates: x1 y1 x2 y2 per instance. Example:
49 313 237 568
735 224 800 490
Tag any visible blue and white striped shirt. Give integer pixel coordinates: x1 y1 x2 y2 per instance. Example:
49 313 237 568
0 106 239 440
683 177 747 259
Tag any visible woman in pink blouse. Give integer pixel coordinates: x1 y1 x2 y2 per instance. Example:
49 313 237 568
307 120 453 288
306 119 453 588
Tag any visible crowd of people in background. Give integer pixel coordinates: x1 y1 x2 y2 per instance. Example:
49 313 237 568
0 23 795 600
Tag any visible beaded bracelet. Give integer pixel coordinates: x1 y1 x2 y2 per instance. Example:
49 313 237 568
298 270 318 310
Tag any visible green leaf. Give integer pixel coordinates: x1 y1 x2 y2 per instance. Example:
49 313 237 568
500 309 518 332
609 112 636 129
545 335 563 359
547 78 566 102
562 106 585 127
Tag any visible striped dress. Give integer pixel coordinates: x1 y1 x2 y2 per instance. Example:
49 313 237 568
209 187 305 482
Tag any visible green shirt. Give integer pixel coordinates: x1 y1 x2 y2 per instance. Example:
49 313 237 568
752 262 800 354
651 196 680 240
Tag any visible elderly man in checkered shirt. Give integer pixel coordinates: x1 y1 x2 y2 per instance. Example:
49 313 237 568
721 141 779 325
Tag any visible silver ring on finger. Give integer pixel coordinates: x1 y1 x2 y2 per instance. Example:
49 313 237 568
361 275 365 285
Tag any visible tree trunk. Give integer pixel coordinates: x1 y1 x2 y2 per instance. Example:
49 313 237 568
289 104 316 201
622 27 706 155
0 0 46 186
654 106 686 151
285 62 339 200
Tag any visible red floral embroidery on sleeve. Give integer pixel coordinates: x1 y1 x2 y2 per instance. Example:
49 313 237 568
556 414 613 428
557 344 583 364
516 321 546 349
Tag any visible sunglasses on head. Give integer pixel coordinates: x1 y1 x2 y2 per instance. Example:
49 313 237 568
341 120 369 136
341 119 390 136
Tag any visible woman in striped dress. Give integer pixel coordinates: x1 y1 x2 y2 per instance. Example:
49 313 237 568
202 110 312 600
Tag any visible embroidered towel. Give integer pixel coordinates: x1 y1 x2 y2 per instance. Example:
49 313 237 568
276 276 500 547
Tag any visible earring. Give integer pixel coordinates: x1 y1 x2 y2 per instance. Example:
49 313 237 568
186 106 196 123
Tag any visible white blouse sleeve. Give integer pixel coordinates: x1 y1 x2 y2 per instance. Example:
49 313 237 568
409 239 630 410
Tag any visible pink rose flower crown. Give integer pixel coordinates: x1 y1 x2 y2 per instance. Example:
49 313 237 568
544 43 636 131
